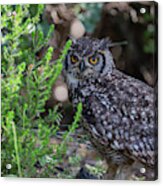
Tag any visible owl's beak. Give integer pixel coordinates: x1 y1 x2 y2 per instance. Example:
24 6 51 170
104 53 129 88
79 61 85 72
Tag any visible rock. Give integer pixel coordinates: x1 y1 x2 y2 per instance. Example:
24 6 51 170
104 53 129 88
70 19 85 39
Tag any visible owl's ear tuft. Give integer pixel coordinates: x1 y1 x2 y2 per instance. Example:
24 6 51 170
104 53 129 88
67 35 77 45
67 36 79 51
99 38 112 50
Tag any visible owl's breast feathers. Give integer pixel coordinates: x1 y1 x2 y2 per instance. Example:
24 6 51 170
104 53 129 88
70 69 157 167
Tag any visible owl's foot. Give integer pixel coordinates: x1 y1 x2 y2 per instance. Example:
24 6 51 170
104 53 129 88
114 165 133 180
104 163 118 180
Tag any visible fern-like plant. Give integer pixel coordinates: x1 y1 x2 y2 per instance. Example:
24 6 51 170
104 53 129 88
1 4 82 178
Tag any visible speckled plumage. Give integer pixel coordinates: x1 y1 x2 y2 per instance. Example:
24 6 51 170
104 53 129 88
63 37 157 180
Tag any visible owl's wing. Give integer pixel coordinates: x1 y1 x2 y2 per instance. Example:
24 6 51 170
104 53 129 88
81 71 157 167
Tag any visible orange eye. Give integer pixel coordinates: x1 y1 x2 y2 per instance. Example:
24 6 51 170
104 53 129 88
89 56 99 65
71 55 78 64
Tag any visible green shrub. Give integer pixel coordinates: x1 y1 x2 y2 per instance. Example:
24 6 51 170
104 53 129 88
1 4 82 177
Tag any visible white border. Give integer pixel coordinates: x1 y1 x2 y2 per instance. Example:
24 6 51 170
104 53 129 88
1 0 162 186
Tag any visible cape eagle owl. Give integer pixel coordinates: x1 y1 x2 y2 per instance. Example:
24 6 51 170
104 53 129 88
63 37 157 180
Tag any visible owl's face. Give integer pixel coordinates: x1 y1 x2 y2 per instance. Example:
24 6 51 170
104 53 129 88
63 37 115 87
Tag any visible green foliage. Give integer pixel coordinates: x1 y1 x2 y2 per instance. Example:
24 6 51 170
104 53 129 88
75 3 103 33
143 25 155 54
85 163 106 179
1 4 81 178
54 103 82 160
143 14 155 54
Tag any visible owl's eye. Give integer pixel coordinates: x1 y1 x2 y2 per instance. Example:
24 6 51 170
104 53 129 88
70 55 79 64
88 55 99 65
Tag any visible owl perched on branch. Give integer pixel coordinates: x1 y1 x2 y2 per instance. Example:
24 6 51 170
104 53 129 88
63 37 157 180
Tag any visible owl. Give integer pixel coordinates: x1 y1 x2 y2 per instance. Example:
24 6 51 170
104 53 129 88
63 37 157 180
